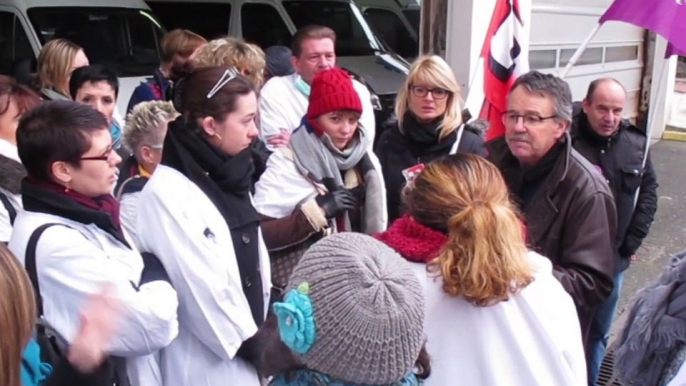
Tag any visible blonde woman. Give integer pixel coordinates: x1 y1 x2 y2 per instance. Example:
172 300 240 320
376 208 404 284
375 154 586 386
33 39 89 101
0 244 121 386
194 37 267 90
375 55 486 223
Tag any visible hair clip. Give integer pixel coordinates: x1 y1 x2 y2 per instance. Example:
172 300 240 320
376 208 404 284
206 67 239 99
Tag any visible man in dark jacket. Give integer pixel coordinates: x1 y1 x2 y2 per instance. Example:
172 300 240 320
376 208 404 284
487 71 617 353
571 78 658 386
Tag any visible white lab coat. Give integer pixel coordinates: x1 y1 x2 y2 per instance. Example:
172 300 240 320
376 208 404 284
135 165 272 386
258 73 376 151
253 148 387 230
412 251 587 386
8 210 179 386
0 139 22 242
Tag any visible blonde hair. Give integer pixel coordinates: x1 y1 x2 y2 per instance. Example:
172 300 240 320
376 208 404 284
395 55 463 139
123 100 179 154
403 154 532 306
194 37 267 89
0 244 36 386
35 39 83 95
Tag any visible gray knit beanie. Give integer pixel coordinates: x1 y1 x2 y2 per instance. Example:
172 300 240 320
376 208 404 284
265 45 295 77
274 232 425 384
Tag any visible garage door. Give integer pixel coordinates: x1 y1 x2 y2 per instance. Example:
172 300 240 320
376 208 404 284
529 0 645 122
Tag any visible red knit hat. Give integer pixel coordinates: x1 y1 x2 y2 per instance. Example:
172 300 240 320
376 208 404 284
306 68 362 123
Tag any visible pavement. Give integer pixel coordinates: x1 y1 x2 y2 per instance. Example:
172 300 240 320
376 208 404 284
610 139 686 340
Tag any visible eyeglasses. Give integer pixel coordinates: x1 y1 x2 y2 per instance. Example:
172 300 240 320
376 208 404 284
207 67 239 99
80 146 114 161
501 112 558 127
410 85 450 100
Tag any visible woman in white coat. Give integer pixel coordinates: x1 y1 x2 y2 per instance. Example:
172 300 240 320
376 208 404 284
0 77 41 243
375 154 587 386
8 100 179 385
253 67 386 291
135 65 272 386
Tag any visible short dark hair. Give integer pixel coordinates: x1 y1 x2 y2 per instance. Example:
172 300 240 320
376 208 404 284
509 71 573 123
291 25 336 57
17 100 108 182
69 65 120 100
585 77 626 102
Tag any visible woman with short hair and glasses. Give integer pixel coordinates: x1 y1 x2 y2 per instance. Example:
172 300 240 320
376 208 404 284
134 65 272 386
375 55 487 224
8 100 179 386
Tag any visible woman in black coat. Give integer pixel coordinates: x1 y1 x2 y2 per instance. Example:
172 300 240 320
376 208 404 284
376 55 486 223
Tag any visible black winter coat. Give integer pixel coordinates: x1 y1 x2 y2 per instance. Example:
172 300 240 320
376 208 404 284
375 114 487 224
571 110 658 273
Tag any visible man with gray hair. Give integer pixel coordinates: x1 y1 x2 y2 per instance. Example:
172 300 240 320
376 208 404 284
487 71 617 350
116 100 179 242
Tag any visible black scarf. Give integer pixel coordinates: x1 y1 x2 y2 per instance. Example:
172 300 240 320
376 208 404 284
161 118 260 230
402 112 457 157
21 179 130 248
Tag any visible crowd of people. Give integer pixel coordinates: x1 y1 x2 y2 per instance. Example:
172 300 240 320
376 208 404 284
0 23 670 386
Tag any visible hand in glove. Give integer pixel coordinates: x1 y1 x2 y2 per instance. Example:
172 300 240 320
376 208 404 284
315 190 356 218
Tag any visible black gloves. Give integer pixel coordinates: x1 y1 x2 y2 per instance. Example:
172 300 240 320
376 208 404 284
315 189 357 218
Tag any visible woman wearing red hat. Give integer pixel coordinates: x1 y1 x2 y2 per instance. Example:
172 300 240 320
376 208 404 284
253 67 387 293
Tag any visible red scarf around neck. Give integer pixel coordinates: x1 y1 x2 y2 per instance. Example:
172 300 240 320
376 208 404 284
375 214 448 263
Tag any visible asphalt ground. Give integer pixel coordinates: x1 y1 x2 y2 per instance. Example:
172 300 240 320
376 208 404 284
610 139 686 340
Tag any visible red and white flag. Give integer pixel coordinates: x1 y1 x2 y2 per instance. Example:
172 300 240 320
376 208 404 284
479 0 531 140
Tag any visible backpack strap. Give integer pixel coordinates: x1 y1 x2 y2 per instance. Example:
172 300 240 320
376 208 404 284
0 191 17 225
25 223 65 317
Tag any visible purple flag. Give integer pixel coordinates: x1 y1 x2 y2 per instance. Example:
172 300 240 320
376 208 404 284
600 0 686 57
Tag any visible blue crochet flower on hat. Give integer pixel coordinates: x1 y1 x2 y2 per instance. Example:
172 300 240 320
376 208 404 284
273 282 316 354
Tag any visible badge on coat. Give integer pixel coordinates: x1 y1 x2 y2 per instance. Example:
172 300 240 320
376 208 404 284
402 163 426 186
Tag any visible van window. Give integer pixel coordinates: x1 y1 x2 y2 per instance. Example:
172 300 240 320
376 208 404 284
402 9 420 35
283 1 382 57
146 2 231 40
0 11 34 76
241 4 291 48
26 7 164 77
363 8 417 59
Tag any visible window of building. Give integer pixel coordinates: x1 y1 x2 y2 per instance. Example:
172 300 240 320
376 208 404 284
559 47 603 67
605 45 639 63
529 49 557 70
241 3 291 48
146 2 231 40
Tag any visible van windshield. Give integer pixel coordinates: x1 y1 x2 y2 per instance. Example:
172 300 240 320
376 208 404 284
27 7 164 77
282 1 384 57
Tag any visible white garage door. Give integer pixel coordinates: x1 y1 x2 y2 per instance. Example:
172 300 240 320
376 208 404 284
529 0 645 122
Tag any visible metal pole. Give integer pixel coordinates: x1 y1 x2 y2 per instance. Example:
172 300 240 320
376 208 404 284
633 44 670 207
560 23 603 79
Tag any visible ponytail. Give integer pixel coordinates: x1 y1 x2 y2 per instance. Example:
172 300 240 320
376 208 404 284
406 154 533 306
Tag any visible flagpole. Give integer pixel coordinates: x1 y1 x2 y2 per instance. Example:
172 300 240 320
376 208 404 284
560 23 603 79
633 44 670 207
464 57 485 122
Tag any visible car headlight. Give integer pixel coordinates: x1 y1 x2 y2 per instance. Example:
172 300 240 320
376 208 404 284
340 68 383 110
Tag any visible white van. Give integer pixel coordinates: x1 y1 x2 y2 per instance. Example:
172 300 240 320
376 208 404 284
355 0 419 60
145 0 410 133
0 0 165 115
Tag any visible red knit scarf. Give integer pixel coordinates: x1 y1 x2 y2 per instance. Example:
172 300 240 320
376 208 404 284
375 214 448 263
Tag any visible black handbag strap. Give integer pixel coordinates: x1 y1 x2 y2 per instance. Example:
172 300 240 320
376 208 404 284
25 223 65 317
0 191 17 225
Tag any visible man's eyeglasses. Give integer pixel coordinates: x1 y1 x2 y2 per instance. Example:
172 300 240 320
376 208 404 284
501 112 558 127
207 67 240 99
80 146 114 162
410 85 450 100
